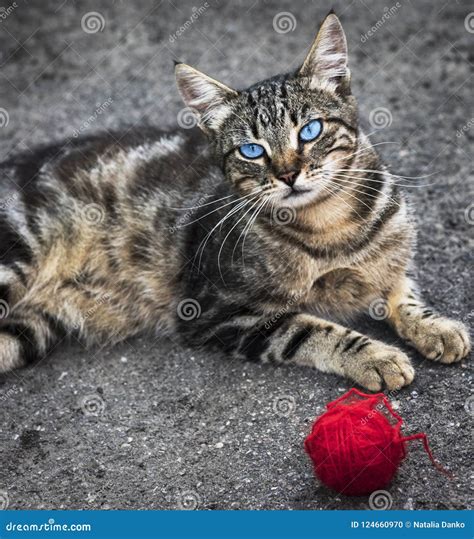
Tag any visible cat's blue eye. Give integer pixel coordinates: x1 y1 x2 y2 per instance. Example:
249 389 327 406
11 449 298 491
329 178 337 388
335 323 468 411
239 143 265 159
299 119 323 142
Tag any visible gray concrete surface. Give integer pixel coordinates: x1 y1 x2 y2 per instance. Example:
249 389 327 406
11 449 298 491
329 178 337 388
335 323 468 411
0 0 472 510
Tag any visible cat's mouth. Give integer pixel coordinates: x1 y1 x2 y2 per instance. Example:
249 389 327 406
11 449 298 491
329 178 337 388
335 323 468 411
273 180 329 209
283 187 312 199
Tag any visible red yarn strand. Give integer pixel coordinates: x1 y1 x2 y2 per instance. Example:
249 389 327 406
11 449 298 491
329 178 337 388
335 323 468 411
401 433 452 477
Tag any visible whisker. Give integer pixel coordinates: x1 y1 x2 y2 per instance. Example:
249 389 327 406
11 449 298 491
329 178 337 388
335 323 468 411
331 170 437 188
316 180 368 223
240 196 272 266
194 194 261 269
231 191 277 265
327 141 400 167
335 168 438 181
217 197 263 281
168 193 236 211
175 189 262 229
331 175 401 208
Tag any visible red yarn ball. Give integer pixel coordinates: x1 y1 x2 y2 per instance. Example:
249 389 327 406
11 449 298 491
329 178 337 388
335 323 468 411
304 388 440 496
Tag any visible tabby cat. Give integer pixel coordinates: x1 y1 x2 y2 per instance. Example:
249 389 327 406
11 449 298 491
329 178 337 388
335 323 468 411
0 13 469 390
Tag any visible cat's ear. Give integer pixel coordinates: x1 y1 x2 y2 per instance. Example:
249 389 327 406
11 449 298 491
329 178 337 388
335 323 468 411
298 13 351 95
175 63 237 131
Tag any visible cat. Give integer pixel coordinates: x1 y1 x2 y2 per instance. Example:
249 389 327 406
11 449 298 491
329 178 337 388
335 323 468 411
0 13 469 390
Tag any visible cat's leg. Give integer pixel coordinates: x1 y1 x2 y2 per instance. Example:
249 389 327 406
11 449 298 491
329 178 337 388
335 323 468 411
200 312 414 391
386 276 471 363
0 295 64 373
0 235 63 372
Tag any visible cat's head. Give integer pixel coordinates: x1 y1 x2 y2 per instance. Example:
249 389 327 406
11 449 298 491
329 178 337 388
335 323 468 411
175 13 358 210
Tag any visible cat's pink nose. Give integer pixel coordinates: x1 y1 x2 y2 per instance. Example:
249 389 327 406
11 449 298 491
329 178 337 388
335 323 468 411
278 170 299 187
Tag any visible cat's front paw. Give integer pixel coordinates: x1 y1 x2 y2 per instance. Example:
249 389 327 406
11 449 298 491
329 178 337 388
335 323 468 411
408 317 471 364
344 341 415 392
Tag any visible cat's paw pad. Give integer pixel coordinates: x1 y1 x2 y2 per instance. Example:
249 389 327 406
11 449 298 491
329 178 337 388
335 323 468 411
346 343 415 392
411 318 471 364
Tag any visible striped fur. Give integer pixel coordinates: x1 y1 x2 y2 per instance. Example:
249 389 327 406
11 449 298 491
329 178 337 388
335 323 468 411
0 14 469 390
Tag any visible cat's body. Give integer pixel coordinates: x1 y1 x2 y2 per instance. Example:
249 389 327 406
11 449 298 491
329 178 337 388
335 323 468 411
0 14 469 388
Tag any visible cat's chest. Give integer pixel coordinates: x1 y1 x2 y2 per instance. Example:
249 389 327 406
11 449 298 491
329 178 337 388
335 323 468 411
264 248 379 314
